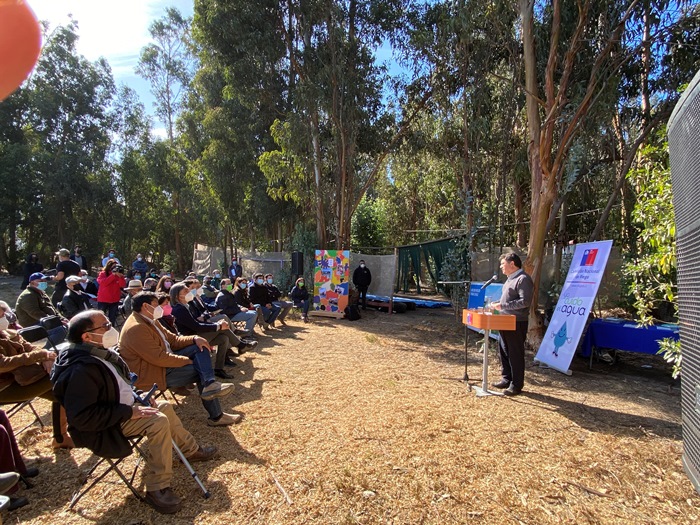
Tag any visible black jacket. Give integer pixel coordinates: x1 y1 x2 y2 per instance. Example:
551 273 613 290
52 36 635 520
290 285 309 304
249 283 272 305
60 289 91 319
265 283 283 301
216 289 242 317
171 303 218 336
51 343 134 459
353 266 372 288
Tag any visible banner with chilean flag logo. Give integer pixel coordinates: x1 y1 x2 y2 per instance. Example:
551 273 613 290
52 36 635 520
535 240 613 374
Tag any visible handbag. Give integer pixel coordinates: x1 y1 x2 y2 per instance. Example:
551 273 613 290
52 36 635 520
12 363 48 386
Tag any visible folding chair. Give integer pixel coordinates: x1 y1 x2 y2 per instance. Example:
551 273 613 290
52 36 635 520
70 435 147 509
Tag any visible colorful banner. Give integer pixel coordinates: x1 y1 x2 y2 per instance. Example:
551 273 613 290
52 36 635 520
313 250 350 313
535 240 613 373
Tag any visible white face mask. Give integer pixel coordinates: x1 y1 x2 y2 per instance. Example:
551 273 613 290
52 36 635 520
360 264 365 268
0 316 8 331
184 291 195 302
100 327 119 349
152 305 164 320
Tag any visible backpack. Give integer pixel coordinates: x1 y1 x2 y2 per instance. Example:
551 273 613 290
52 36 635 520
344 304 361 321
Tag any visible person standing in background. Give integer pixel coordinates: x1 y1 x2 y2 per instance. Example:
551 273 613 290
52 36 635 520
21 253 43 290
228 257 242 281
70 245 89 272
352 260 372 310
51 249 81 308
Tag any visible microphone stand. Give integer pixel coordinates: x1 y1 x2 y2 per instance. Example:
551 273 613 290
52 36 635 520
132 383 211 498
438 280 472 390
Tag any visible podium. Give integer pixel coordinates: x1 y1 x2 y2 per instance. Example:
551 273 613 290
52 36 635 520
462 309 516 397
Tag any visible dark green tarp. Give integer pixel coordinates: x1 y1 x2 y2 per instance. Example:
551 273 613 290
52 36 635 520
396 237 459 293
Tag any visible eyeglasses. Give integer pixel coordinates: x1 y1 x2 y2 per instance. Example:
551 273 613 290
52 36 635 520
86 321 111 333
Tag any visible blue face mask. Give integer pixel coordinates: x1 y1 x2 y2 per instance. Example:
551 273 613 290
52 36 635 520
256 279 264 285
239 282 247 289
38 282 48 291
134 274 141 280
266 278 273 284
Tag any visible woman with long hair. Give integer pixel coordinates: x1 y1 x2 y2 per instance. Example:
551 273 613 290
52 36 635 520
96 259 126 325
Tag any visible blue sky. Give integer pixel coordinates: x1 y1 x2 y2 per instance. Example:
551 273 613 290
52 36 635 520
29 0 195 136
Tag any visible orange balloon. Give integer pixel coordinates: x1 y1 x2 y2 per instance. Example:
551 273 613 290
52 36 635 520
0 0 41 101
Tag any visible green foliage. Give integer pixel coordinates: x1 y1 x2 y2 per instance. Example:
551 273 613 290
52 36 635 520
658 338 681 380
351 196 388 249
622 140 676 325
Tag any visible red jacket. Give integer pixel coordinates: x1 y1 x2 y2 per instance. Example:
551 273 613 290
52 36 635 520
97 272 126 303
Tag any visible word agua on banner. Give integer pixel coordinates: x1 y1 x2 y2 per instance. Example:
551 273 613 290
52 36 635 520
535 241 613 374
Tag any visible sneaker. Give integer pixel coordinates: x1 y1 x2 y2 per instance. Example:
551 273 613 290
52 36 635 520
200 381 234 401
207 412 243 426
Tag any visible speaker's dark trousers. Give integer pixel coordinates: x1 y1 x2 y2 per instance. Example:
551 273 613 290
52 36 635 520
498 320 528 390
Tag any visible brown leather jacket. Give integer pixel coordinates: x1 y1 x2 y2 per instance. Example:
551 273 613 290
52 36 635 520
117 312 197 391
0 329 47 390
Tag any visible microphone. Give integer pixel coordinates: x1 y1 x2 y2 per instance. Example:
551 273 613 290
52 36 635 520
480 275 498 290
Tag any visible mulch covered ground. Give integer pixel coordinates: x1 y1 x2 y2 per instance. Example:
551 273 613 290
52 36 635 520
7 305 699 524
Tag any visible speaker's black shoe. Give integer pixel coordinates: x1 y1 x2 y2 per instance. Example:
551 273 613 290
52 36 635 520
491 379 510 389
224 358 237 367
503 385 522 396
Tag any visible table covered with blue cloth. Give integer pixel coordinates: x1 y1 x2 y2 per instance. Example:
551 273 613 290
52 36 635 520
578 317 679 358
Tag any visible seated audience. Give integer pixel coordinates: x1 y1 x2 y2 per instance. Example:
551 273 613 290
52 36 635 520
232 277 268 330
60 276 92 319
0 302 21 330
290 277 310 322
15 273 67 346
249 273 281 328
132 254 149 278
122 279 143 317
51 310 217 514
216 279 258 336
0 409 38 510
78 270 99 297
117 293 239 426
143 277 158 293
0 321 73 449
170 282 244 379
265 273 292 326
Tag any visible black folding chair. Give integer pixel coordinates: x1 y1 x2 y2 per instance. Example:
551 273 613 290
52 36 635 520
70 436 147 509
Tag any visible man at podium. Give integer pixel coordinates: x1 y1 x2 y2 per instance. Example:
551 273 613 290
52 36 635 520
490 253 533 396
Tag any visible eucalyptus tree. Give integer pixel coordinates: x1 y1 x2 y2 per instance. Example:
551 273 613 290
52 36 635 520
28 22 116 252
518 0 695 338
137 7 197 271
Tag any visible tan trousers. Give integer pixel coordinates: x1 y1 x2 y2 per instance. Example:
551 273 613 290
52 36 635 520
120 401 198 491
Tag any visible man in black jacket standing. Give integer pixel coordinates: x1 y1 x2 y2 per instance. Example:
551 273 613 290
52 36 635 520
51 310 217 514
352 260 372 310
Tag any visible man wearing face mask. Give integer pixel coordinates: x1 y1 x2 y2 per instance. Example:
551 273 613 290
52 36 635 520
215 279 259 336
118 292 240 426
352 260 372 310
264 274 292 326
60 276 92 319
15 273 67 345
51 310 218 514
210 271 222 290
132 254 149 279
78 270 99 298
249 273 282 328
101 248 121 268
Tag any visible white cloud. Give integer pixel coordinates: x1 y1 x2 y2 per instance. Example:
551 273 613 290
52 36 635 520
27 0 194 125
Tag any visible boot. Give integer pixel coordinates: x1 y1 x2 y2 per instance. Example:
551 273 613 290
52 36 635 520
52 405 75 450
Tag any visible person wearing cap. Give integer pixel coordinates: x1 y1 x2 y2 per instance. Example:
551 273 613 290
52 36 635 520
101 249 120 268
60 276 92 319
14 273 67 346
51 248 81 308
122 279 143 317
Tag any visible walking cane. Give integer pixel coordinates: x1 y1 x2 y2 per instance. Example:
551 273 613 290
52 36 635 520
133 383 211 499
